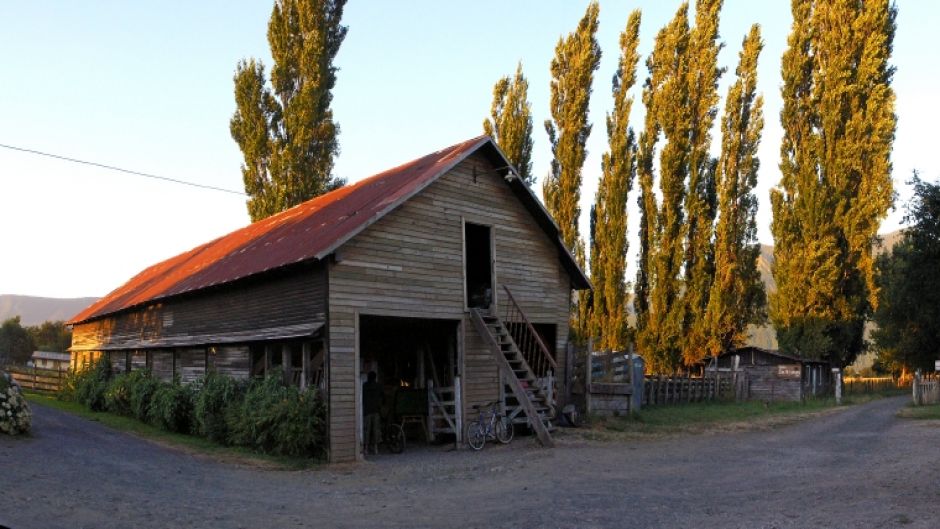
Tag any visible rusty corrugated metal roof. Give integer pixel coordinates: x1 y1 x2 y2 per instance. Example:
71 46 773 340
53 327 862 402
70 135 589 325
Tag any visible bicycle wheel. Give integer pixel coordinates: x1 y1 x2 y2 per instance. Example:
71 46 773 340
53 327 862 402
388 424 405 454
496 416 514 444
466 421 485 451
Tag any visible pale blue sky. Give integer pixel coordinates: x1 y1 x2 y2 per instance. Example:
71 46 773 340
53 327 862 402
1 1 936 298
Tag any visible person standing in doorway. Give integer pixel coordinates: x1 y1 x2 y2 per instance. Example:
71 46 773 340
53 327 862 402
362 371 383 455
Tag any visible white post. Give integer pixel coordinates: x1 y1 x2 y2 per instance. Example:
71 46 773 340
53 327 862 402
454 375 463 446
833 368 842 405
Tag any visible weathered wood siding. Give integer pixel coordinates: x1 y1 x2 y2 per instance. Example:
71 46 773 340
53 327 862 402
327 153 573 462
209 346 250 380
151 351 175 381
71 263 327 352
178 348 206 385
744 365 802 402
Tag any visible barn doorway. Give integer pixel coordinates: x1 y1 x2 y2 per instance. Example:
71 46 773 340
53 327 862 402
358 315 461 453
464 221 493 310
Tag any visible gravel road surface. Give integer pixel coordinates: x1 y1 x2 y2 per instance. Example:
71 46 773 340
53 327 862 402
1 396 937 528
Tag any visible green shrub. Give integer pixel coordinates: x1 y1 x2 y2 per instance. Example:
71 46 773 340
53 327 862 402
148 379 194 433
194 372 243 443
128 369 160 422
104 374 134 416
65 358 112 411
228 376 327 458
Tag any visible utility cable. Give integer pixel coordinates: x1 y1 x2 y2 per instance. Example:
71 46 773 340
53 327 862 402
0 142 246 196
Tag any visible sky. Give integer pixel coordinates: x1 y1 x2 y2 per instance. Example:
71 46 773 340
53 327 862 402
1 1 937 299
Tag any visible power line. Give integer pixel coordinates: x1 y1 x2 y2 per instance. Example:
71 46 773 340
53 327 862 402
0 142 246 196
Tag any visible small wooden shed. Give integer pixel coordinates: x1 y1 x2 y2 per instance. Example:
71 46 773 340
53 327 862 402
30 351 71 371
68 136 590 462
707 347 832 402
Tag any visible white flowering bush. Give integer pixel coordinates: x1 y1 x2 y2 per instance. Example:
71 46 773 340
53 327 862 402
0 373 31 435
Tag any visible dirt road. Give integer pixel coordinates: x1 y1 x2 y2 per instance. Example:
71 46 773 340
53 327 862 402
2 396 937 528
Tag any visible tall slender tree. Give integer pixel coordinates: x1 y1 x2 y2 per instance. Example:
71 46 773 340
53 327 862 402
701 25 766 358
771 0 897 366
542 1 602 342
231 0 347 222
592 10 641 351
484 63 535 184
680 0 723 365
635 4 691 373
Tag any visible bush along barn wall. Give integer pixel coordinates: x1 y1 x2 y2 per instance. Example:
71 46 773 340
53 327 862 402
60 359 327 459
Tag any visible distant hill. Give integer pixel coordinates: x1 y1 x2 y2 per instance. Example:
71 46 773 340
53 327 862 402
0 295 99 326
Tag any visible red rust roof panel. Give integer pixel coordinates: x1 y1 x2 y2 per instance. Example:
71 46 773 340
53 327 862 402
70 136 490 324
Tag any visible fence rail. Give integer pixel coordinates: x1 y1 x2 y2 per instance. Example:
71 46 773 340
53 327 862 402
4 365 67 392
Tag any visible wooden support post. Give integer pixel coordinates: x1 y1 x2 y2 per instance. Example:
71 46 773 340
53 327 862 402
565 342 574 406
301 342 310 391
585 339 593 416
282 345 291 385
454 375 463 446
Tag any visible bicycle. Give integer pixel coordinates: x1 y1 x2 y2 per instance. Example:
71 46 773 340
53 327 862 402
380 408 406 454
466 400 514 450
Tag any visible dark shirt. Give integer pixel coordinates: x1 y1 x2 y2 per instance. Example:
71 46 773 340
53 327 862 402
362 380 384 415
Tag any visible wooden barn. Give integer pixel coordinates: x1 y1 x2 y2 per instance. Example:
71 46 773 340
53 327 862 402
68 136 590 462
706 347 832 402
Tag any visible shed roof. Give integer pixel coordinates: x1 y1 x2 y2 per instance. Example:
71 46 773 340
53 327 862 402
70 136 589 325
712 346 831 366
31 351 72 362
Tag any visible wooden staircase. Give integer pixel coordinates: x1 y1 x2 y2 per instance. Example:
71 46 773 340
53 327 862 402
469 286 557 447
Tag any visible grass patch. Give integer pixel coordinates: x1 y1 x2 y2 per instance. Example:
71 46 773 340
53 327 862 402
896 403 940 420
25 392 322 470
565 397 861 443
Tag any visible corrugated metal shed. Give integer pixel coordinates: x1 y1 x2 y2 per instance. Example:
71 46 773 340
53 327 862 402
70 135 589 325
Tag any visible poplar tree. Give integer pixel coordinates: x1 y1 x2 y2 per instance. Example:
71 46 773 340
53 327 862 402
681 0 723 365
701 25 766 358
635 4 691 373
771 0 896 366
592 10 641 351
483 63 535 184
542 1 601 342
231 0 347 222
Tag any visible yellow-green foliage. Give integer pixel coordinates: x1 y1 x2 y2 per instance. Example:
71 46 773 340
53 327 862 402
484 63 535 185
231 0 348 222
701 25 766 359
771 0 897 366
542 1 602 343
591 10 641 351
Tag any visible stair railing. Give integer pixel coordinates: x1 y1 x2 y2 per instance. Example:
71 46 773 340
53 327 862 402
501 285 558 379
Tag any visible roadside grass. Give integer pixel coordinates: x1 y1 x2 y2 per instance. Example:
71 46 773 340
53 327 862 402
24 392 322 470
573 391 904 442
896 403 940 420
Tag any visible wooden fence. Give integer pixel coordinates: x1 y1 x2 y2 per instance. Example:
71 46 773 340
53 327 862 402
912 373 939 406
843 376 903 395
4 365 67 392
642 373 737 406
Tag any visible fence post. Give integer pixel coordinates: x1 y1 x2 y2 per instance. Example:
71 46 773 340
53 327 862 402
833 368 842 405
585 338 593 415
912 369 922 406
565 342 574 406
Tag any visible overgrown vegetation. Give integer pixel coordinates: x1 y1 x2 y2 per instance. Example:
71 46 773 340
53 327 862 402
59 359 327 459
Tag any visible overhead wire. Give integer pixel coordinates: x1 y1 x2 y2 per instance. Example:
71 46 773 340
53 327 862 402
0 142 246 196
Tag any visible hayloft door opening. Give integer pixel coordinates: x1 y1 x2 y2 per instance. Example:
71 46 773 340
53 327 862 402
464 222 494 310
